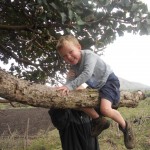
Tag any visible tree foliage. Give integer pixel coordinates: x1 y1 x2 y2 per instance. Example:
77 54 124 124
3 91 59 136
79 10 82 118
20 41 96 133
0 0 150 85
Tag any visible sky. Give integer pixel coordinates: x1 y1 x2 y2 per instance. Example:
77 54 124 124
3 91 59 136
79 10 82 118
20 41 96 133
100 0 150 86
142 0 150 10
101 33 150 86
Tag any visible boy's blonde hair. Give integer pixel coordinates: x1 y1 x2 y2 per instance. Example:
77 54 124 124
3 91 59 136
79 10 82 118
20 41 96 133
56 35 80 51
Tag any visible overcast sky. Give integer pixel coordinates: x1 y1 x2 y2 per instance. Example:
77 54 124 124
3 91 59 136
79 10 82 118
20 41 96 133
102 33 150 86
142 0 150 10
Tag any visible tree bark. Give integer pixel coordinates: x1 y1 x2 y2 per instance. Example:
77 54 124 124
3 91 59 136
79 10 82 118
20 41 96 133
0 99 10 103
0 68 146 109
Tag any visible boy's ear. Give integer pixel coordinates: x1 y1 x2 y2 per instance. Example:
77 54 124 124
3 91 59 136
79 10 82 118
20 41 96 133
77 44 81 50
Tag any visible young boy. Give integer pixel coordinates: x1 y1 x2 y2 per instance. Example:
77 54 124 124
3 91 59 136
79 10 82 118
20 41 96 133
56 35 135 149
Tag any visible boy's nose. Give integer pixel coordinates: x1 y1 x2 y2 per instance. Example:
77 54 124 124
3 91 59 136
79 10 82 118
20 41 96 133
67 54 72 59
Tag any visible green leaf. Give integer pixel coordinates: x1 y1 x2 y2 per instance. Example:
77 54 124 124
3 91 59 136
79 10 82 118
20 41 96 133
115 11 124 18
75 13 85 25
101 0 110 6
124 0 131 7
127 26 133 33
134 16 141 22
68 9 73 20
37 0 42 5
131 3 139 11
112 21 118 29
146 19 150 25
119 24 126 31
117 28 124 36
60 12 66 23
50 2 58 10
147 26 150 34
43 0 48 6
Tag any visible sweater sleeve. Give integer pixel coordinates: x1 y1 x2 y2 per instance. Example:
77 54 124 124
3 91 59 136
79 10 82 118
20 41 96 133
65 52 97 90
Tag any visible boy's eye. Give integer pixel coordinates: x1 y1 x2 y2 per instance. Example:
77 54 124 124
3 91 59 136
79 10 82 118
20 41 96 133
62 50 73 59
69 50 73 54
63 55 67 59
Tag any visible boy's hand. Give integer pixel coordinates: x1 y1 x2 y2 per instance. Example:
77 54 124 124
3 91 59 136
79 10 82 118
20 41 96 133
57 86 70 95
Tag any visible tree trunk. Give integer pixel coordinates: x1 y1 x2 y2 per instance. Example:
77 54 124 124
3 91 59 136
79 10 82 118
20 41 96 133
0 68 146 109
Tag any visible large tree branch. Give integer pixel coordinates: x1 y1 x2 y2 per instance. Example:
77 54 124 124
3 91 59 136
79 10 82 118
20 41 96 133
0 98 10 103
0 68 146 109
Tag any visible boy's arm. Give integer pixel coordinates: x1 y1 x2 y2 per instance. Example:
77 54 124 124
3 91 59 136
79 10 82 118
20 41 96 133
57 69 86 95
66 53 97 90
57 69 76 95
76 85 86 90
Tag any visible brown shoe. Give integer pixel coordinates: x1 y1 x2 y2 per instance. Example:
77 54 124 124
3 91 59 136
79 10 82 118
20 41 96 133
119 121 135 149
91 117 110 137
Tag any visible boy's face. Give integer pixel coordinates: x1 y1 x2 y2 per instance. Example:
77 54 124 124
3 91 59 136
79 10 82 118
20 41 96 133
58 41 81 65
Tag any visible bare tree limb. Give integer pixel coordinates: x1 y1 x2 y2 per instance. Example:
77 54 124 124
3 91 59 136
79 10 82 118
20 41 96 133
0 68 146 109
0 98 10 103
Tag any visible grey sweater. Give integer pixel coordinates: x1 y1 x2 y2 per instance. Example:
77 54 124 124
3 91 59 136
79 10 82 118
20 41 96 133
65 50 113 90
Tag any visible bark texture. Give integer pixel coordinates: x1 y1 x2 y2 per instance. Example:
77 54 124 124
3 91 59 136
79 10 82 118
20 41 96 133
0 68 146 109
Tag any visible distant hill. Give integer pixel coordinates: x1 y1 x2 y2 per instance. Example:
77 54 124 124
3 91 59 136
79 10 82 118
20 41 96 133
119 78 150 91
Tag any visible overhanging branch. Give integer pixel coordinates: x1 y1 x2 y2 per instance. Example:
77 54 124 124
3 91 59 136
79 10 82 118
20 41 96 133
0 24 34 30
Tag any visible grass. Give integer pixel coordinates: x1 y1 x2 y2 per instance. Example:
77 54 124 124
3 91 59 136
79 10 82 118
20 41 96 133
0 97 150 150
0 132 24 150
26 130 61 150
98 97 150 150
0 129 61 150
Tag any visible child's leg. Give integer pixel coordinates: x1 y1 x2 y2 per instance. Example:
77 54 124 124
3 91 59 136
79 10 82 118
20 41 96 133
100 99 135 149
99 72 135 148
81 108 99 119
81 107 110 137
100 98 126 129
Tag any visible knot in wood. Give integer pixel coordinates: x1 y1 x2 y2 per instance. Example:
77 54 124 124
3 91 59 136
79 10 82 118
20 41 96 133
89 94 97 98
